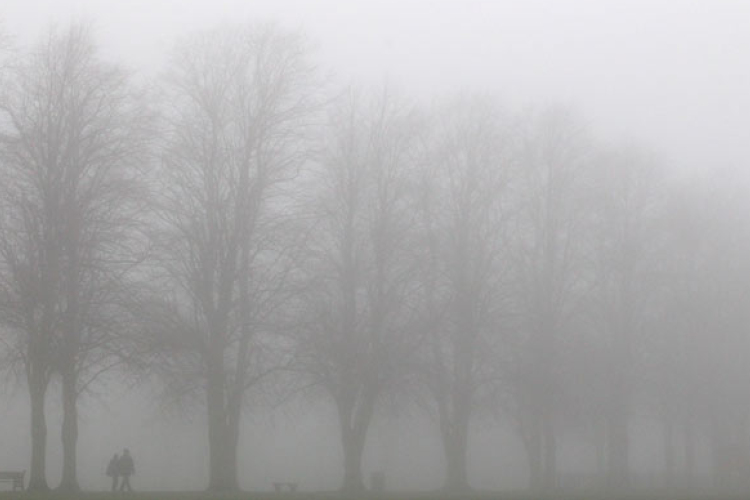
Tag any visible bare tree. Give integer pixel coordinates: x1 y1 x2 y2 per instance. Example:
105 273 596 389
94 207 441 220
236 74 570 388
635 179 706 488
589 145 667 488
151 24 317 492
294 87 423 491
416 96 513 491
509 107 593 489
659 172 750 489
0 25 152 491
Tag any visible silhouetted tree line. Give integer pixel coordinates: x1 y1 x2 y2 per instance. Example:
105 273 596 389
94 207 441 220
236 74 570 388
1 22 750 493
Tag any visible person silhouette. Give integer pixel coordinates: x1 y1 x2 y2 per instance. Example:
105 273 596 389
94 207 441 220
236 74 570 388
106 453 120 491
118 448 135 492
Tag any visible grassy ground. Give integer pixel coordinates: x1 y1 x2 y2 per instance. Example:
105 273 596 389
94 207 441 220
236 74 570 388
2 490 750 500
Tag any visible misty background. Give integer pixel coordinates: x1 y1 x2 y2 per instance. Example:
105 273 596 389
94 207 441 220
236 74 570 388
1 0 750 493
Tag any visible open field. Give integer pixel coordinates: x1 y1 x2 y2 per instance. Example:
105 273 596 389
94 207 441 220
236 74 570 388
3 491 750 500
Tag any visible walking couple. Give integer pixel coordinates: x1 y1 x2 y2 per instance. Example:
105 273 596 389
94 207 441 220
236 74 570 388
106 448 135 492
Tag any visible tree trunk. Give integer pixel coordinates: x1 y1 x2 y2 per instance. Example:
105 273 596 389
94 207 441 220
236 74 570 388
684 417 694 486
528 435 543 489
664 417 674 488
521 416 542 490
710 417 723 488
442 423 470 491
607 406 629 489
206 362 239 492
206 411 238 491
341 422 367 492
595 420 607 481
337 388 376 493
542 413 557 490
27 377 49 492
607 322 630 491
218 422 239 491
58 366 80 492
440 384 471 492
533 308 557 491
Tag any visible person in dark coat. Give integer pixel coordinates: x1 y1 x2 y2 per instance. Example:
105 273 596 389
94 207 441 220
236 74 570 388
106 453 119 491
118 448 135 492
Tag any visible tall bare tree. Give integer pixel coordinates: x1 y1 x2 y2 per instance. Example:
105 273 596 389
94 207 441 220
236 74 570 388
151 24 316 491
659 172 750 488
294 88 423 491
417 96 513 491
509 107 593 489
0 25 152 491
589 145 667 488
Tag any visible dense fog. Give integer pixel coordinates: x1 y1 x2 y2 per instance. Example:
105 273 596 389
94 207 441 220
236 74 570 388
2 0 750 495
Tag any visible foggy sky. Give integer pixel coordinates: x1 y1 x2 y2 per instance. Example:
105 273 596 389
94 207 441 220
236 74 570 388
3 0 750 173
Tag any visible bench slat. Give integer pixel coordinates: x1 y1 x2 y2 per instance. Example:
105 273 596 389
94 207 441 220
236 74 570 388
0 471 25 491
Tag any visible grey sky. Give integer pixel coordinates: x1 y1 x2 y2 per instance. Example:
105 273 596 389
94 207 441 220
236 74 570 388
3 1 750 178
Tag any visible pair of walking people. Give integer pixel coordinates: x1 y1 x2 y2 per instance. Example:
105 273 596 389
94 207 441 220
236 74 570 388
106 448 135 492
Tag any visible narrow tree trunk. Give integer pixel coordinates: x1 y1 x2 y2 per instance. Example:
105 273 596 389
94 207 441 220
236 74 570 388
528 435 543 488
341 423 367 492
223 422 240 491
521 416 542 490
535 309 557 491
607 407 629 489
28 378 49 491
710 417 723 488
595 420 607 482
684 417 694 486
58 366 80 492
337 388 377 493
542 413 557 490
206 362 239 492
442 423 470 491
440 384 471 492
664 417 674 488
206 412 238 491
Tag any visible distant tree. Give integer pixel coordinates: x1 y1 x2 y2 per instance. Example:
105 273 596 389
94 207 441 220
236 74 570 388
150 24 317 492
666 172 750 488
589 145 667 488
0 25 152 491
508 107 593 489
416 96 514 491
0 19 12 358
294 88 424 491
637 179 708 487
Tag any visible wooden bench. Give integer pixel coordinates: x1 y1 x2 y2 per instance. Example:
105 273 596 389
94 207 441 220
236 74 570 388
273 481 298 492
0 471 25 491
